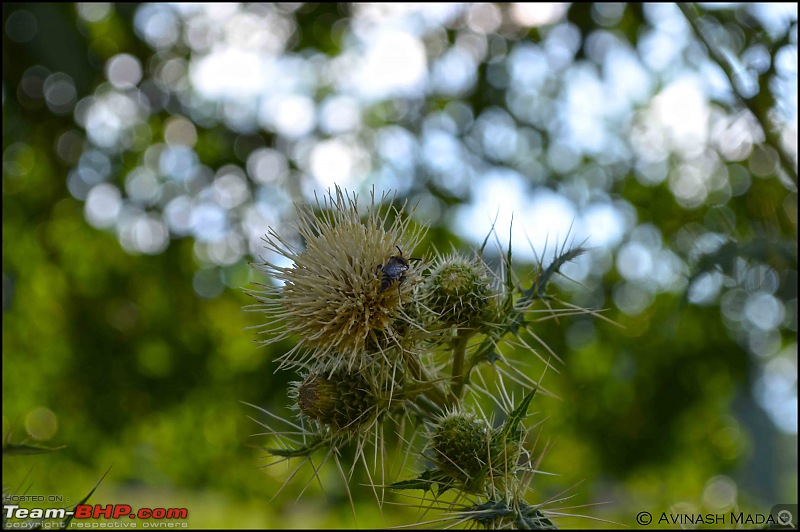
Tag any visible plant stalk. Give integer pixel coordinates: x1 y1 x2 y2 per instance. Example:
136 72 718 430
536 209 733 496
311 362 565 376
450 328 473 400
402 349 453 410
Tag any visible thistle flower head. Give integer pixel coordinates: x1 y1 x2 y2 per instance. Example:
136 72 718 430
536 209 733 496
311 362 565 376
250 186 424 370
292 365 379 434
426 401 528 494
429 409 492 489
424 253 494 329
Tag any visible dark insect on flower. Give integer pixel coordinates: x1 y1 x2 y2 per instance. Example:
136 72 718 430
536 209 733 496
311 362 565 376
377 246 413 293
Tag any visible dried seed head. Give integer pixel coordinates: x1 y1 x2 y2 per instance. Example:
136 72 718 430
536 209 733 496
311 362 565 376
250 186 424 370
424 254 493 328
295 367 377 433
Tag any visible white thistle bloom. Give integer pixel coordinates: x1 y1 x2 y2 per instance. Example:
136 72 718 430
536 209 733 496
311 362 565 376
248 186 425 371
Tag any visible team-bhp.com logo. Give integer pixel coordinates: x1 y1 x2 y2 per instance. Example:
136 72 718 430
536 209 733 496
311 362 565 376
4 503 188 527
73 505 188 520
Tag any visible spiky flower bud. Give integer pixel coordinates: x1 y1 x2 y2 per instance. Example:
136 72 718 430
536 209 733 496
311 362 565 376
429 409 525 493
430 411 491 488
295 367 377 433
424 254 493 328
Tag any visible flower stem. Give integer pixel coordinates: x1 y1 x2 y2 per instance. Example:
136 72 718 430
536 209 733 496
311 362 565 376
450 328 473 400
402 350 452 410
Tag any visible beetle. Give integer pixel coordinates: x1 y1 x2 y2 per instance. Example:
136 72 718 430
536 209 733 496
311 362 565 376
376 246 413 294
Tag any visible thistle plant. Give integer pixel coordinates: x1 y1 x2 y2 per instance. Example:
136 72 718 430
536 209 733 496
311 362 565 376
245 186 603 529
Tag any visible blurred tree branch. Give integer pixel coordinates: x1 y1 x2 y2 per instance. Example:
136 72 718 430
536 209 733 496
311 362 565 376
678 2 798 187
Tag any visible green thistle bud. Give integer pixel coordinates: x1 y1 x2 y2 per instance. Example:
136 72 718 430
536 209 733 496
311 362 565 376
424 254 493 328
430 409 525 493
295 367 377 433
430 411 491 488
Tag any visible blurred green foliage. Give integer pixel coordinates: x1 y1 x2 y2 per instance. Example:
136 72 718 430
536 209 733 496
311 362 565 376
3 2 797 529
